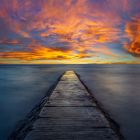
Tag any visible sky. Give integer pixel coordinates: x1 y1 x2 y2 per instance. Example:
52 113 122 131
0 0 140 64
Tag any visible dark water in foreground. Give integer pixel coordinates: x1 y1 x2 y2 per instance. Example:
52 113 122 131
0 64 140 140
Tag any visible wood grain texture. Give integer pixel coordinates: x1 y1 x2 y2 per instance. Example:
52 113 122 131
24 71 118 140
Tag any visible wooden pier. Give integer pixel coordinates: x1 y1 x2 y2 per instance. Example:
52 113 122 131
24 71 119 140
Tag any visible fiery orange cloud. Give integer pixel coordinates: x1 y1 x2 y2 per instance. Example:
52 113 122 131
0 44 95 61
37 0 121 45
124 18 140 55
1 1 121 46
1 0 140 63
0 39 22 45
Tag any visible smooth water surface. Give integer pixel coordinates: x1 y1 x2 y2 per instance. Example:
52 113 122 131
0 64 140 140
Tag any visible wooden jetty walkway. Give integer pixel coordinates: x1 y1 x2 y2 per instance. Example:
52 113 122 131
24 71 119 140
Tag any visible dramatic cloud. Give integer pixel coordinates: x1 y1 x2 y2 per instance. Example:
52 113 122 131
0 0 140 63
0 39 22 45
124 17 140 55
0 43 96 61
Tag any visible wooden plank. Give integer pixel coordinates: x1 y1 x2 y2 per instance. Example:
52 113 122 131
24 71 119 140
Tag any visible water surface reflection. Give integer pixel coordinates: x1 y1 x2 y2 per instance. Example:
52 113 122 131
0 64 140 140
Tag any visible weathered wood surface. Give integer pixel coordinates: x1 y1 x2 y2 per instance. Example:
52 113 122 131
24 71 118 140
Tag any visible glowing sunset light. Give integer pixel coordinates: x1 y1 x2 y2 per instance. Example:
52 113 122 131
0 0 140 64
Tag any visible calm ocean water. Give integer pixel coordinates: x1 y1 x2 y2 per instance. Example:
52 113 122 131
0 64 140 140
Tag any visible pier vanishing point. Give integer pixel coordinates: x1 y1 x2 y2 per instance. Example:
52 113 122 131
9 71 123 140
